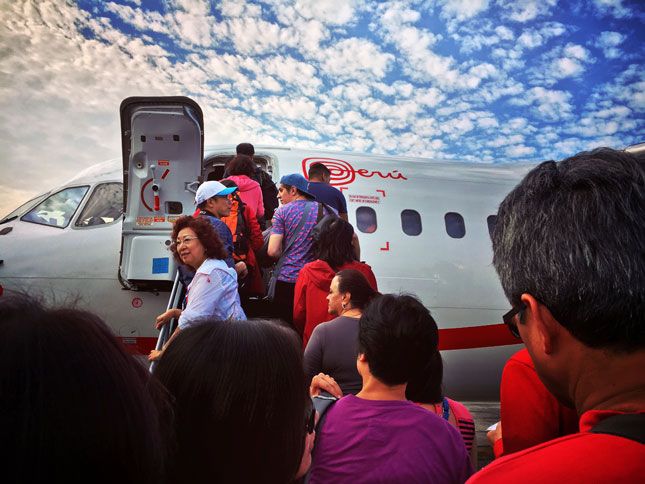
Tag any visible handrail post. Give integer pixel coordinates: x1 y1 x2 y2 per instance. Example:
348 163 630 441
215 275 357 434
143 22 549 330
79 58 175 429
149 270 182 373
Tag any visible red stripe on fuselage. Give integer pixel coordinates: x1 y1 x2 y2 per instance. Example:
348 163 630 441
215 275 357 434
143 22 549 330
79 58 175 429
438 323 521 350
119 323 520 355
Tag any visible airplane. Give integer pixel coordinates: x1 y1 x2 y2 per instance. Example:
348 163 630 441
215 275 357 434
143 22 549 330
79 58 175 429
3 97 638 400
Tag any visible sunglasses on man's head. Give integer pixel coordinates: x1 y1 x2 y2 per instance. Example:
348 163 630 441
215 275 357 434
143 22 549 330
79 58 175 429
502 302 526 339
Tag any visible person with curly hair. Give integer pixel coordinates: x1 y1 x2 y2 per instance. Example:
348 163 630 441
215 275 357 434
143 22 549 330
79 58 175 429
149 215 246 361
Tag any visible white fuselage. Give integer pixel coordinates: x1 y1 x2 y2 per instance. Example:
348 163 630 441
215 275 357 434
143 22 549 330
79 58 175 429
0 146 531 399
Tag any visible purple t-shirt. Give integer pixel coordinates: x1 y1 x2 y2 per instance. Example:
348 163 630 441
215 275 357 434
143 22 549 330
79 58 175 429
309 395 472 483
271 199 319 283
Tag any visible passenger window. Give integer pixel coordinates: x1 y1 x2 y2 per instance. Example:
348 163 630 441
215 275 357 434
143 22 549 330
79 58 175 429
76 183 123 227
401 209 422 236
487 215 497 239
356 206 377 233
445 212 465 238
21 186 89 228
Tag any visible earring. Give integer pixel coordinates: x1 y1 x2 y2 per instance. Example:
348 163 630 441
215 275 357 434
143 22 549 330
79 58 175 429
341 302 346 310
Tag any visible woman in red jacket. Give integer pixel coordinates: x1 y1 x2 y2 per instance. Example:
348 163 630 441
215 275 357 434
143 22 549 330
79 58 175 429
293 217 377 347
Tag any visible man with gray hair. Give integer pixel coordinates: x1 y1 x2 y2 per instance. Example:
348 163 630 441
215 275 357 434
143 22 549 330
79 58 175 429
469 148 645 482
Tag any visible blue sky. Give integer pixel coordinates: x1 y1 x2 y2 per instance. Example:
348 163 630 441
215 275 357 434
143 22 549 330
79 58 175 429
0 0 643 214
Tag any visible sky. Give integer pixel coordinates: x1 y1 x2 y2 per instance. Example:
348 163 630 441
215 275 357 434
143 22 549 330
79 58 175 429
0 0 643 216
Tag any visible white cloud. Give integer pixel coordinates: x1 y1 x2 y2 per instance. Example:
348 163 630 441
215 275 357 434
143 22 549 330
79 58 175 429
441 116 475 137
536 43 595 84
517 22 566 48
553 138 584 156
413 87 446 108
509 87 574 121
318 38 394 80
495 25 514 40
505 144 535 157
496 0 557 22
378 3 485 90
251 96 318 121
590 0 633 18
594 105 632 119
166 0 215 47
453 21 514 54
487 134 525 147
593 31 626 59
439 0 490 21
289 0 360 25
491 46 525 70
105 2 170 34
220 0 263 18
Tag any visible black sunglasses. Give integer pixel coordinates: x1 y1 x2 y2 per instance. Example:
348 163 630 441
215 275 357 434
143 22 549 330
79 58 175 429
305 401 316 434
502 302 526 339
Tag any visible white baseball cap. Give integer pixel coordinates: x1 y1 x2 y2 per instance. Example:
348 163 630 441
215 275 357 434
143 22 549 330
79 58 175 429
194 181 237 205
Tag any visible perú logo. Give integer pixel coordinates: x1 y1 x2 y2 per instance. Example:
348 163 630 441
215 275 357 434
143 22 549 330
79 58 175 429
302 157 408 186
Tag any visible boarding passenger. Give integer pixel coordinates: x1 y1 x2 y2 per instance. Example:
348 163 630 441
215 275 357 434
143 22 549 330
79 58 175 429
468 148 645 483
308 294 472 483
224 155 265 222
0 294 167 483
486 348 578 458
303 269 379 395
267 174 331 326
236 142 279 224
407 352 478 468
153 320 314 484
149 216 245 361
306 162 348 220
220 179 265 297
294 217 377 346
193 181 236 267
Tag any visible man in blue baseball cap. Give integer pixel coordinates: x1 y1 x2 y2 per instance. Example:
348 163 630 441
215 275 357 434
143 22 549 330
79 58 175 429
267 174 331 328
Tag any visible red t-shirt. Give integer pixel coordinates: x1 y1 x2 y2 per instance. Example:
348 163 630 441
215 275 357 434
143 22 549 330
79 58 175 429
469 409 645 483
494 348 578 457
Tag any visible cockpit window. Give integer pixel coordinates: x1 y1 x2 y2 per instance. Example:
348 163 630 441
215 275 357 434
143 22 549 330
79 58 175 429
0 192 49 224
75 183 123 227
21 186 89 228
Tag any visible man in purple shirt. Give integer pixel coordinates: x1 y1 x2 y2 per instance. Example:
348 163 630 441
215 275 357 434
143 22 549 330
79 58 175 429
309 294 472 483
267 173 321 326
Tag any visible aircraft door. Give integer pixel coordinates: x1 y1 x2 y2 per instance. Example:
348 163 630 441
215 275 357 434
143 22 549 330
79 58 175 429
118 97 204 288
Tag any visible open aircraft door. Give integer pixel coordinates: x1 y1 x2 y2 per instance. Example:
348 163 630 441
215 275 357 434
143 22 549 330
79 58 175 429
118 97 204 289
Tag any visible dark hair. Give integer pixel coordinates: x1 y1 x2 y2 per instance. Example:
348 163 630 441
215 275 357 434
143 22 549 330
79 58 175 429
228 154 257 177
308 162 330 180
337 269 378 310
153 320 308 484
313 217 355 269
0 294 167 483
170 215 228 263
358 294 438 386
236 142 255 156
492 147 645 353
406 352 443 404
